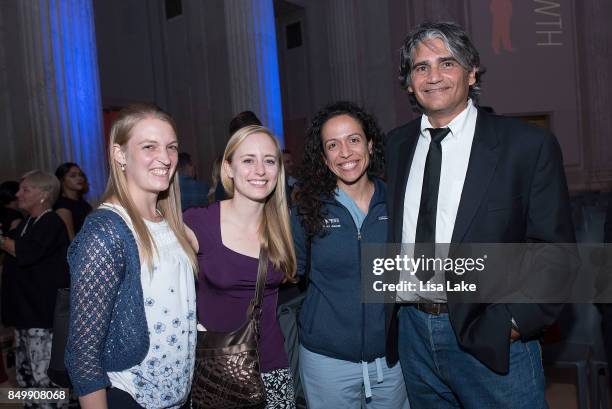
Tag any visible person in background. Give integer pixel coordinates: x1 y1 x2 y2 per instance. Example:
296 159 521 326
0 170 69 408
282 148 298 208
0 182 22 381
0 181 23 234
0 181 20 383
291 101 408 408
177 152 209 210
212 110 263 202
54 162 92 240
277 147 301 301
184 125 297 409
65 103 197 409
207 156 222 204
282 148 297 189
228 110 263 138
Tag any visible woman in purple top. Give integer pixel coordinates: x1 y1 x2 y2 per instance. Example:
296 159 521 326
184 125 297 408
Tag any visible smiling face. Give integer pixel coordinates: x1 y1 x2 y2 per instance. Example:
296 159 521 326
62 166 86 193
223 132 280 203
113 117 179 199
321 114 372 189
408 37 476 127
16 179 46 215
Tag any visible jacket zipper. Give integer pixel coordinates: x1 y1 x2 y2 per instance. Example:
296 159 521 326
358 225 364 364
334 201 377 363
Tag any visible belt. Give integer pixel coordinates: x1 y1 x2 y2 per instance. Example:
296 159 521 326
412 303 448 315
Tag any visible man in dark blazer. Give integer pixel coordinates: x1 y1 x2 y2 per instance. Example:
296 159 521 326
385 22 575 408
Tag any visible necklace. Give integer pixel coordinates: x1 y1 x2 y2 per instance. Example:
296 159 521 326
20 208 52 237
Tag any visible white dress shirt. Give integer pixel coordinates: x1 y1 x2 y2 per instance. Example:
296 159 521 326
398 100 478 302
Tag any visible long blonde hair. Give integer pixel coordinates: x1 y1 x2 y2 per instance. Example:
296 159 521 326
221 125 296 282
207 155 222 203
102 103 197 270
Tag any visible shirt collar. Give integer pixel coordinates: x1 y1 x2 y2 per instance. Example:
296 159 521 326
419 99 476 141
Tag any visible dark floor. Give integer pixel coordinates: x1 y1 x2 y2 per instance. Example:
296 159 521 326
545 365 611 409
0 327 606 408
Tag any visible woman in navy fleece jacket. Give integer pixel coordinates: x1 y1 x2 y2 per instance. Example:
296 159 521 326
291 101 409 409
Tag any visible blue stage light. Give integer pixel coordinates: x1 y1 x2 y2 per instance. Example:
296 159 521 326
255 0 284 145
47 0 106 199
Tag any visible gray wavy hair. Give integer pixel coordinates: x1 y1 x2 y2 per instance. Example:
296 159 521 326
398 21 486 111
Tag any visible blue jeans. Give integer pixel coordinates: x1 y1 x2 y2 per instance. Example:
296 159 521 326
299 344 410 409
398 306 547 409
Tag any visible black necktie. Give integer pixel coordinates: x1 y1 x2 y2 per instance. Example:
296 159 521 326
414 127 450 282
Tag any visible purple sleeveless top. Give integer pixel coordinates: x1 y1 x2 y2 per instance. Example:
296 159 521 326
183 202 289 372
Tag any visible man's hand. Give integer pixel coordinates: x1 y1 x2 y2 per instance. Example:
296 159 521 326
510 328 521 341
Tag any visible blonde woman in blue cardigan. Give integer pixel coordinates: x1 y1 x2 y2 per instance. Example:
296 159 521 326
65 103 198 409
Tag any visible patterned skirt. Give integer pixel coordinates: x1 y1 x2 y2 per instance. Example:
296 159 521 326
261 368 296 409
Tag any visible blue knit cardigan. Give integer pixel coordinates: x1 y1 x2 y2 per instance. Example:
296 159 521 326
64 209 149 397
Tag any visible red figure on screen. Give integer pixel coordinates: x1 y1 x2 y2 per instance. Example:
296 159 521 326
490 0 516 54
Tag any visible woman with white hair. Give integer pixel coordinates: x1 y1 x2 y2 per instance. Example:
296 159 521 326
0 169 70 405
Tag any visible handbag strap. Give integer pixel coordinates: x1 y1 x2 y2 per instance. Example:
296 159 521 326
247 247 269 333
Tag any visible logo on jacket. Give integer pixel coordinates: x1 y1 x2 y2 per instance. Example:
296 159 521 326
323 218 341 228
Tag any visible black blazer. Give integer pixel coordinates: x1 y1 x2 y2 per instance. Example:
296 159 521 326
384 108 575 374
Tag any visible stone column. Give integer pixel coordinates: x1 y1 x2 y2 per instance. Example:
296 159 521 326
326 0 363 103
17 0 106 198
224 0 284 141
0 3 17 180
574 0 612 189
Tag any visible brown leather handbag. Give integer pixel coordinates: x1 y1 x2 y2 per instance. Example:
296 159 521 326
191 249 269 409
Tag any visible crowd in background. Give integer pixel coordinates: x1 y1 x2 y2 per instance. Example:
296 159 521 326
0 164 90 408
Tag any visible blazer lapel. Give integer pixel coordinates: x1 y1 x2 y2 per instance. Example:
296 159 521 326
392 134 419 242
451 111 501 244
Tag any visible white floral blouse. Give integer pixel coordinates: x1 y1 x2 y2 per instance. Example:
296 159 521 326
105 205 196 409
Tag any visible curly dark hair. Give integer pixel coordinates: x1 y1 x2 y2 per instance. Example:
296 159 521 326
293 101 385 237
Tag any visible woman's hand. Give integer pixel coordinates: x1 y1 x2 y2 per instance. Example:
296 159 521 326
0 236 15 257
